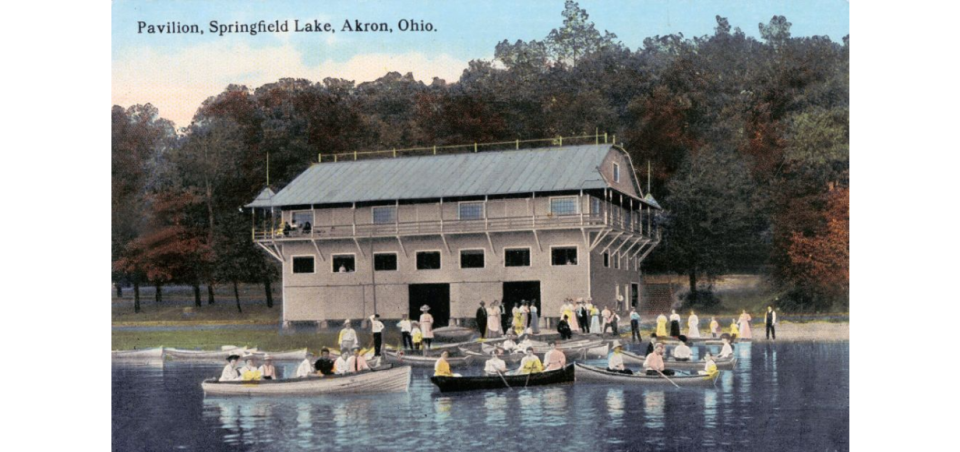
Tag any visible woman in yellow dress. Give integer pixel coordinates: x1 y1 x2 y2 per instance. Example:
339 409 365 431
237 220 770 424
434 351 455 377
729 319 740 338
562 300 579 332
656 313 668 337
512 305 524 336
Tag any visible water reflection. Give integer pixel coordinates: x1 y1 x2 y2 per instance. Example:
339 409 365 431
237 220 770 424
643 390 665 429
738 343 752 406
540 387 567 427
605 388 624 427
483 392 508 425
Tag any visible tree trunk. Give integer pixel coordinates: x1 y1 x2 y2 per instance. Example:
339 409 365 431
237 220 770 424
234 280 242 313
207 284 216 305
133 279 141 313
193 282 201 307
264 277 274 308
688 270 698 303
154 280 162 303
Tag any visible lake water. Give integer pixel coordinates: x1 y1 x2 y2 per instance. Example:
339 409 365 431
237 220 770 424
112 341 848 451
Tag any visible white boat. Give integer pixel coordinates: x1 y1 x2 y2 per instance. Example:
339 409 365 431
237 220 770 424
240 349 308 361
574 363 721 386
165 347 247 361
382 349 469 367
112 347 164 360
201 365 412 396
620 350 737 370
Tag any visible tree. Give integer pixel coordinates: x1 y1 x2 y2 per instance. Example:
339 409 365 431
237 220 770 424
785 187 849 302
545 1 621 67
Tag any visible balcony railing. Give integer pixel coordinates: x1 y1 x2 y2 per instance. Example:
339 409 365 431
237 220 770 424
253 212 655 242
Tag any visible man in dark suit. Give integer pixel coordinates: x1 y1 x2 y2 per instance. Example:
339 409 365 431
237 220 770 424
476 300 488 339
577 301 589 333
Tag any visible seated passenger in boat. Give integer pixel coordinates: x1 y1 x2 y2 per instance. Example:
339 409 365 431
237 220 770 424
672 336 693 361
517 347 544 375
699 352 719 377
333 349 350 375
314 348 336 376
543 341 567 371
642 343 675 376
259 355 278 380
718 337 734 359
502 333 518 353
219 355 242 381
434 351 457 377
515 335 536 354
345 346 369 373
241 358 263 381
296 352 315 378
607 341 633 374
645 334 658 356
484 348 508 375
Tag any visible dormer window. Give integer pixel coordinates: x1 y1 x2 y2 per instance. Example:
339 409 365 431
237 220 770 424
613 163 621 183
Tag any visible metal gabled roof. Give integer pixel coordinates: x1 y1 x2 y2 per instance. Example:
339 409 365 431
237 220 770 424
247 187 276 208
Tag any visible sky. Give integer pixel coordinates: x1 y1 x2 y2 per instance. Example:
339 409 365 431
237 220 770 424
112 0 850 128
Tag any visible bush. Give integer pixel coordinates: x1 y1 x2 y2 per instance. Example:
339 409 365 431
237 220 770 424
776 286 847 313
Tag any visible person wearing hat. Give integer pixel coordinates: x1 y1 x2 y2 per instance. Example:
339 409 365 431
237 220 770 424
369 314 385 357
338 320 357 351
314 348 335 376
476 300 488 339
543 341 567 372
672 335 693 361
434 350 455 377
419 305 435 350
219 355 242 381
517 347 543 375
483 348 508 375
557 314 573 340
346 346 370 373
607 341 632 374
296 352 315 378
643 342 675 376
333 349 350 375
259 355 278 380
699 352 719 378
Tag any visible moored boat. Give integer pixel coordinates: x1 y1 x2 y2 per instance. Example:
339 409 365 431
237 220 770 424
165 347 247 361
620 350 737 370
383 349 469 367
201 365 412 396
430 364 575 393
574 363 721 386
240 349 308 361
112 347 164 360
432 326 477 343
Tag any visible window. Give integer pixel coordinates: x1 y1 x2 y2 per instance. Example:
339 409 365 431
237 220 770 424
603 252 609 268
614 254 620 269
591 197 601 215
292 256 315 274
373 206 396 225
613 163 621 182
374 253 398 271
292 211 312 225
459 202 484 220
332 255 355 273
551 247 578 266
416 251 441 270
505 248 530 267
550 197 578 216
460 249 485 268
631 283 639 307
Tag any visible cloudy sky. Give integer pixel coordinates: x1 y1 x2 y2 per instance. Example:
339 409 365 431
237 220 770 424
112 0 850 128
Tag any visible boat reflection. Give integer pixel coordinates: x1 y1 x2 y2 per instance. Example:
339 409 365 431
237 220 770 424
605 388 625 426
642 390 665 429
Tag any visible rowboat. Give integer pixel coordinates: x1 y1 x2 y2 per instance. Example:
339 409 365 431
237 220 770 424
239 349 308 361
165 347 248 361
460 348 533 365
432 326 477 343
430 364 575 393
112 347 164 360
574 363 721 386
201 365 412 396
382 349 469 367
620 350 737 370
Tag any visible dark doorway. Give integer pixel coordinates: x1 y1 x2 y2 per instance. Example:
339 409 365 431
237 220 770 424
502 281 541 317
409 284 450 327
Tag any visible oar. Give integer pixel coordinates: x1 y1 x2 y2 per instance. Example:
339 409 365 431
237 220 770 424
656 369 681 389
495 370 513 391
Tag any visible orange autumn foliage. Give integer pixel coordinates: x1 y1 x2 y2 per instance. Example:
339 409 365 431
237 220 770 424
786 187 849 296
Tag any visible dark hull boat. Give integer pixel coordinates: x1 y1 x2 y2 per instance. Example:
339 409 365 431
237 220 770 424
430 364 575 393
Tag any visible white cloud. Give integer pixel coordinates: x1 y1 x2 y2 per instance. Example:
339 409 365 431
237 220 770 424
112 42 470 128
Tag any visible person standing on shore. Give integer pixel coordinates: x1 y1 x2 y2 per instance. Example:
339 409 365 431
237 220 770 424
576 301 589 333
656 313 668 337
629 308 641 343
338 320 357 351
687 311 701 338
487 302 503 338
738 310 753 339
369 314 384 357
397 314 413 350
529 301 540 334
476 301 487 339
669 310 682 338
765 306 777 340
590 304 601 334
729 319 740 338
420 305 434 350
709 317 720 338
412 322 423 350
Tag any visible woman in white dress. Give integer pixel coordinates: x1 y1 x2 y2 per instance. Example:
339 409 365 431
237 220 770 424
486 302 502 338
687 311 701 338
738 310 753 339
419 305 435 349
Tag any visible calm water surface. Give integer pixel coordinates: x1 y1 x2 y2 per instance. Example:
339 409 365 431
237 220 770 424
113 341 848 451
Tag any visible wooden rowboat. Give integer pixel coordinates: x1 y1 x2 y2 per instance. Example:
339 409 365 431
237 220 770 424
574 363 721 386
430 364 575 393
201 365 411 396
112 347 164 360
432 326 477 343
620 350 737 370
460 348 533 365
382 349 469 368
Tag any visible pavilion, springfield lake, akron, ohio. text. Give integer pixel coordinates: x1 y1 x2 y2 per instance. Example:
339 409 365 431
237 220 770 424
246 141 663 329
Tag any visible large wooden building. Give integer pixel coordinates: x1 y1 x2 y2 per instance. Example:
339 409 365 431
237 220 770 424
247 144 661 328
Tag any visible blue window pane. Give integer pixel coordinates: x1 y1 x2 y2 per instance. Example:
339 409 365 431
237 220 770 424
373 207 396 224
459 202 484 220
551 198 577 215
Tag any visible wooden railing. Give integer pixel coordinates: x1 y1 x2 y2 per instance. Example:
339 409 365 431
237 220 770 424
253 212 653 242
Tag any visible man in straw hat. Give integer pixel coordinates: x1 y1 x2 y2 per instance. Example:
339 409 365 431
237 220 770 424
219 354 242 381
607 341 633 374
419 305 435 349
